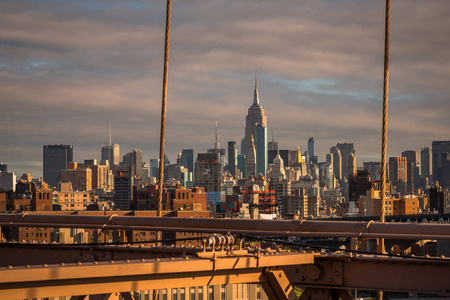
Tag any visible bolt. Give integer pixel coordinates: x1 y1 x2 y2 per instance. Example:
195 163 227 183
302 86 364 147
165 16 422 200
141 259 146 262
110 260 115 264
300 276 305 282
60 263 65 267
328 277 333 283
335 271 340 276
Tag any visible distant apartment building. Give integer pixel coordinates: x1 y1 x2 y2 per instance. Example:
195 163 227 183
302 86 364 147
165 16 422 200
359 188 419 217
195 153 222 192
61 163 92 191
55 183 92 211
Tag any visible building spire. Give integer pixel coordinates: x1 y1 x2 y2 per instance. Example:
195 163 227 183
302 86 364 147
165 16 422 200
214 119 220 150
253 70 260 106
109 123 112 145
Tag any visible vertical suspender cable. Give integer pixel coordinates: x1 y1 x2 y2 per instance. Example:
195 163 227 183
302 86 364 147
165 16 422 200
156 0 172 233
378 1 390 299
380 0 390 225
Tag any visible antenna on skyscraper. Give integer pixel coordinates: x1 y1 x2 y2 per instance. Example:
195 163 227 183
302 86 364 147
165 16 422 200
214 119 220 150
109 123 112 145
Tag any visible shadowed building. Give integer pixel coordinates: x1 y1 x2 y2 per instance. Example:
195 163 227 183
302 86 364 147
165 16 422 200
43 144 73 188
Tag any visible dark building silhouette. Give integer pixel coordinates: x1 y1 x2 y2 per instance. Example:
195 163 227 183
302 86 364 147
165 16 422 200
429 186 444 214
43 145 73 188
432 141 450 188
227 142 237 179
181 149 194 174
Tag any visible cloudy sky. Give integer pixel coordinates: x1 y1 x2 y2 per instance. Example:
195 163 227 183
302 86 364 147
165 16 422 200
1 0 449 178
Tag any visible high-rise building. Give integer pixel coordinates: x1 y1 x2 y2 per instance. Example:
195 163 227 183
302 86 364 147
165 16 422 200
330 146 341 181
243 74 267 164
123 149 143 178
363 161 381 181
181 149 194 174
308 137 317 164
114 166 134 210
194 153 222 192
150 159 159 179
421 147 432 183
389 156 407 193
0 162 7 173
402 150 419 193
43 144 73 188
245 136 257 177
255 124 268 176
336 142 355 181
432 141 450 188
268 133 278 151
101 144 120 171
237 154 246 178
227 142 237 179
308 138 315 158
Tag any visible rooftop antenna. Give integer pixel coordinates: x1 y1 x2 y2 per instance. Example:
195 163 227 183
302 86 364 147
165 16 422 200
109 123 112 145
214 119 220 150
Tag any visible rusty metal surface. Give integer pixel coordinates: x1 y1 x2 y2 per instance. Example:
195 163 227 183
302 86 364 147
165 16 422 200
0 251 314 299
2 213 450 240
287 253 450 295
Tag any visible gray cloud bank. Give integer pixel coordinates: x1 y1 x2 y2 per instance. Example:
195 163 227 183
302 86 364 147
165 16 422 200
0 0 449 177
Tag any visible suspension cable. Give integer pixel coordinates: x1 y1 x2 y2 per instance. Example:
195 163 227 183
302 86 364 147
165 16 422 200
156 0 172 241
378 1 390 299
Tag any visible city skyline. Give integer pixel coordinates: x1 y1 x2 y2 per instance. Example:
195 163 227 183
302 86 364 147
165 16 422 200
1 0 449 177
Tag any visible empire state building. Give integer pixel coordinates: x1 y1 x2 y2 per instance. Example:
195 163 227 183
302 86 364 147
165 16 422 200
242 74 268 176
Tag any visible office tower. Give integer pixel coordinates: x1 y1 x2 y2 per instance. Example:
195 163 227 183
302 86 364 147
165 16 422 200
181 149 194 173
141 162 149 183
227 142 237 179
401 150 419 193
245 135 257 177
243 73 267 157
308 138 315 158
348 153 357 178
389 157 407 193
421 147 432 183
268 132 278 151
237 154 246 178
330 146 342 181
432 141 450 188
43 144 73 188
114 166 134 210
336 142 355 181
308 137 317 164
194 153 222 192
101 144 120 171
255 124 268 176
0 162 7 173
150 159 159 178
123 149 143 178
363 161 381 181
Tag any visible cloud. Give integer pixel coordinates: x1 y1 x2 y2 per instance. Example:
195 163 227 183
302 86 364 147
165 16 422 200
0 0 449 177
